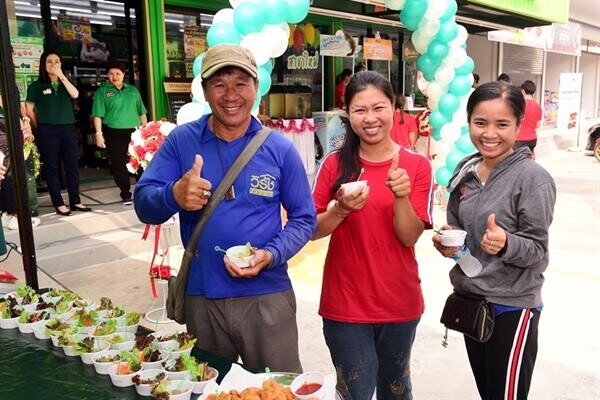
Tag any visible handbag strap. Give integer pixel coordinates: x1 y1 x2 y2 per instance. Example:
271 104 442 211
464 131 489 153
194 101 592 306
182 126 271 262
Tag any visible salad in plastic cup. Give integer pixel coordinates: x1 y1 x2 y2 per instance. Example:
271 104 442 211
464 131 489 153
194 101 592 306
225 242 255 268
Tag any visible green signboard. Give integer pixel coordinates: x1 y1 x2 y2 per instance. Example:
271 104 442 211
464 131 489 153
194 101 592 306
467 0 569 24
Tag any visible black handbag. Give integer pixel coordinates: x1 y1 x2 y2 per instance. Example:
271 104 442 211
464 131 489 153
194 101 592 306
166 127 271 324
440 292 495 345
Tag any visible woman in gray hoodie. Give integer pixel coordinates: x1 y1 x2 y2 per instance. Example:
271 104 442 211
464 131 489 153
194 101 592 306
433 81 556 400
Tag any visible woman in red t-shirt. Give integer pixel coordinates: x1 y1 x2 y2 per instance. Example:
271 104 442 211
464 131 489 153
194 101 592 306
312 71 433 400
515 80 542 154
334 69 352 110
390 94 418 150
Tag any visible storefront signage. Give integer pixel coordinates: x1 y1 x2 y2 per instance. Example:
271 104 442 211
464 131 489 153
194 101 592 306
11 36 43 74
584 40 600 55
319 34 358 57
164 79 192 122
183 26 206 59
363 38 393 61
287 50 319 70
468 0 568 24
488 23 581 55
57 14 92 44
402 41 419 61
556 73 583 133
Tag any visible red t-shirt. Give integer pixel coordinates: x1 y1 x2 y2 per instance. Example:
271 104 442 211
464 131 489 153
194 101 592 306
312 148 434 323
517 99 542 141
335 82 346 109
390 111 418 148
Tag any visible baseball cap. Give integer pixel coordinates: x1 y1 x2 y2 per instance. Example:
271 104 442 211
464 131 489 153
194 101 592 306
200 44 258 80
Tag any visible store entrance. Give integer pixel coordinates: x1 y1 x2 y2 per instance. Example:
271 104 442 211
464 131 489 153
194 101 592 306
11 0 146 184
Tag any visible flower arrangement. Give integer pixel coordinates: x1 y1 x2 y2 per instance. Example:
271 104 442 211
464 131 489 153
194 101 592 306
23 140 41 178
126 119 176 174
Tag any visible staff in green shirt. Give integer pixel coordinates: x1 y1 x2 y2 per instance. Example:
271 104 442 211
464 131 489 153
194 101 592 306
92 60 147 205
25 51 91 216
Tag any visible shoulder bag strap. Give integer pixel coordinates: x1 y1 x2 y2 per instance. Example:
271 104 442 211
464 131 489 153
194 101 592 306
179 126 271 271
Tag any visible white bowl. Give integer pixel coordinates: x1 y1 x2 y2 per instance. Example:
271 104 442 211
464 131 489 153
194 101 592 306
440 229 468 247
133 369 167 396
162 368 188 381
150 332 177 351
63 343 80 357
291 371 326 400
17 310 56 334
141 351 168 370
186 367 219 394
340 180 368 195
22 302 40 313
156 380 193 400
225 245 254 268
107 362 140 387
80 338 111 364
0 316 19 329
117 323 139 334
33 324 51 340
110 332 136 351
163 344 193 360
92 349 121 375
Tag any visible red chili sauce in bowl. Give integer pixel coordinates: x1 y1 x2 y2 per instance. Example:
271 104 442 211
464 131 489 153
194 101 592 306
296 382 322 395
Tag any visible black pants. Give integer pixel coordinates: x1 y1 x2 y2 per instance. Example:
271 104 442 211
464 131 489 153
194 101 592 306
465 308 541 400
0 174 16 214
103 125 135 200
37 123 81 208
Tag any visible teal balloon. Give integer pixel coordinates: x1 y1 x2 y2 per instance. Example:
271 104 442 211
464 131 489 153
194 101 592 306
435 166 453 187
456 133 477 153
258 66 272 96
429 109 450 130
436 20 458 42
207 22 241 47
264 0 287 24
461 126 469 136
432 127 442 141
252 96 262 112
192 53 205 77
438 93 460 118
416 54 440 77
286 0 310 24
445 149 466 172
455 56 475 76
427 40 449 62
448 75 472 97
260 59 273 73
441 0 458 21
234 2 265 35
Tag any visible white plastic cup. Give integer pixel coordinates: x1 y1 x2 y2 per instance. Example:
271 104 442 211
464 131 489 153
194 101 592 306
440 229 467 247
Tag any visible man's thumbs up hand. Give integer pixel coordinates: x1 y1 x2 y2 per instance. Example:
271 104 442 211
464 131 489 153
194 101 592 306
173 154 213 211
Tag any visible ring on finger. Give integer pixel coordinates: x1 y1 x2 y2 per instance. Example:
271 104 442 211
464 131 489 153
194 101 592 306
490 240 495 247
201 189 210 199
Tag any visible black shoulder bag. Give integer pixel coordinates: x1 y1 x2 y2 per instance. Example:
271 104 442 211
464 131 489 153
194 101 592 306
166 127 271 324
440 292 495 346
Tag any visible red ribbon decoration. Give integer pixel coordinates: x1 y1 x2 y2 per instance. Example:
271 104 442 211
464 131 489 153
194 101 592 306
142 224 172 298
265 117 317 134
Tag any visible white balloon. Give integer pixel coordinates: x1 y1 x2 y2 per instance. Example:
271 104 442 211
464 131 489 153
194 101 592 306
411 32 431 54
431 138 454 159
213 8 234 25
229 0 256 8
262 24 289 58
384 0 405 10
177 102 205 125
191 75 206 104
450 25 469 47
440 122 462 144
431 156 445 171
425 0 448 19
443 47 467 68
416 75 430 93
426 82 444 104
240 32 272 65
417 17 440 38
278 21 290 38
452 107 468 125
435 66 455 86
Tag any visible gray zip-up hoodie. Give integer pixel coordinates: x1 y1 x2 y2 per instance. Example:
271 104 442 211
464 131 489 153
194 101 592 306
446 147 556 308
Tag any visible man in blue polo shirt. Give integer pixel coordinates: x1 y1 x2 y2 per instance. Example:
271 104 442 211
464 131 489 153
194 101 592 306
134 45 316 372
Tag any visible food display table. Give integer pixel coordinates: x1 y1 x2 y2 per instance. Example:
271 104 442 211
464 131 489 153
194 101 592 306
0 327 231 400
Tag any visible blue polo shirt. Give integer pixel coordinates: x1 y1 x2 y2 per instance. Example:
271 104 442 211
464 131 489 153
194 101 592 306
134 115 316 298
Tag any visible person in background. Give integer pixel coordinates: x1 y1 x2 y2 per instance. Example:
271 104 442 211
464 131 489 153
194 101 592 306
335 69 353 110
25 51 91 216
515 80 542 157
312 71 433 400
472 73 480 88
390 94 418 150
133 44 316 372
497 73 511 83
432 81 556 400
0 107 40 230
92 60 147 205
354 62 366 74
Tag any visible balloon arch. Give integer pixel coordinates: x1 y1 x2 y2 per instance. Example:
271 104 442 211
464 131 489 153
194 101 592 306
177 0 476 187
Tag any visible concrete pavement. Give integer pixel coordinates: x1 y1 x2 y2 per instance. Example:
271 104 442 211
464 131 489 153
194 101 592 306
2 146 599 399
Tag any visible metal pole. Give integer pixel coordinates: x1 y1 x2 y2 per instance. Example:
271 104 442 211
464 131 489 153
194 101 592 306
0 1 39 290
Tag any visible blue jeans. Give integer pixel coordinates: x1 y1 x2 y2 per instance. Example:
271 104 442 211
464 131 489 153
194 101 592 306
323 318 420 400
